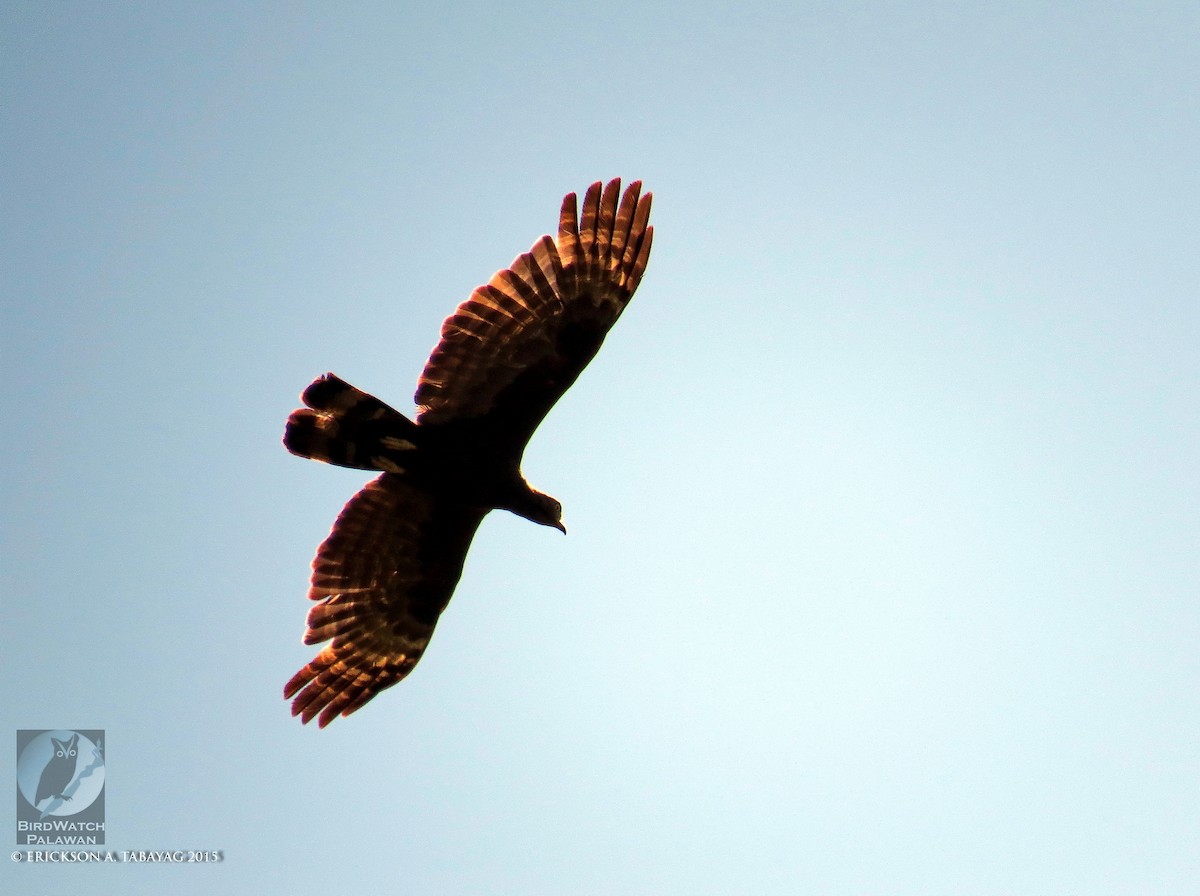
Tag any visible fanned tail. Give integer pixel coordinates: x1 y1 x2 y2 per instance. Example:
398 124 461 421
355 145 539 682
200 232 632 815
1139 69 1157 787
283 373 419 473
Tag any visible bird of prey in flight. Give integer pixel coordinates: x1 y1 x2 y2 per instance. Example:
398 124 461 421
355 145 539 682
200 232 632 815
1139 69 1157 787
283 179 654 726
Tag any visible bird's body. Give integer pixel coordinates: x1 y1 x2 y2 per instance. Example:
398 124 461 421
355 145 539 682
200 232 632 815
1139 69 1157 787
35 733 78 805
283 179 653 726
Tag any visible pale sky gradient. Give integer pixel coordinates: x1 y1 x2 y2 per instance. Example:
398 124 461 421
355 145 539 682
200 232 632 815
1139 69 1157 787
4 3 1199 894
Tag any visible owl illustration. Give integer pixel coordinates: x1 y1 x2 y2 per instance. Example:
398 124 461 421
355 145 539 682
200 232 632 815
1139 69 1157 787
35 733 79 805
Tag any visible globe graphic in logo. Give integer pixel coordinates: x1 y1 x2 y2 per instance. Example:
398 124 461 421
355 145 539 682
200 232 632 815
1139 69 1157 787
16 730 105 817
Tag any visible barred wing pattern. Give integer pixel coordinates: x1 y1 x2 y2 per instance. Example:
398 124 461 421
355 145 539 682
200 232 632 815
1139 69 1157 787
416 179 653 447
284 475 486 727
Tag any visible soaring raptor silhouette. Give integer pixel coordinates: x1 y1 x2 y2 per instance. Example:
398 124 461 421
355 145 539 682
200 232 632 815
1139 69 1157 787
283 179 653 726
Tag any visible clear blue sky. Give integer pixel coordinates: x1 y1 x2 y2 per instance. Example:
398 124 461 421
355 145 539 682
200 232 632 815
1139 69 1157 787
4 2 1198 893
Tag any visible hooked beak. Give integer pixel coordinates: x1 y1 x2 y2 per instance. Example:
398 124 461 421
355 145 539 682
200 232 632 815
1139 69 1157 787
554 520 567 534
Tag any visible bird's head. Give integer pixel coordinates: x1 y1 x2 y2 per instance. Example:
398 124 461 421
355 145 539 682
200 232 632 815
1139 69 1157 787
515 486 566 534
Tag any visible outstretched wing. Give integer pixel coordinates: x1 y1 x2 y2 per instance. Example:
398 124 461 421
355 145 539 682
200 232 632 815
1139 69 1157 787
415 178 653 451
284 474 486 727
